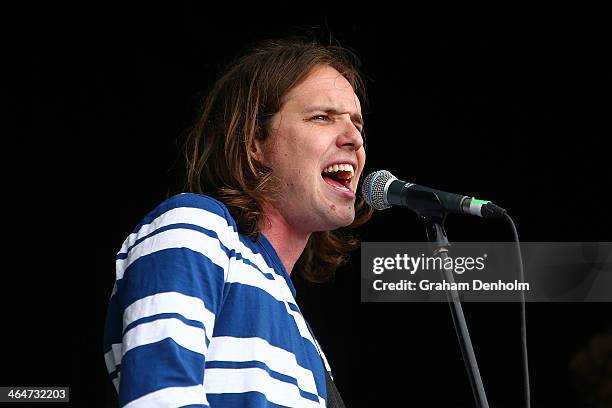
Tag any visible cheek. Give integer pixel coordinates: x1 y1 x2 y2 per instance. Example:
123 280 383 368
357 150 366 178
268 126 327 184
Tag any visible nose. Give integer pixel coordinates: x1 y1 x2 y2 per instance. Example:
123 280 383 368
337 115 364 151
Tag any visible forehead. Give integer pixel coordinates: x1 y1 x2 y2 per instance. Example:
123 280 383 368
282 65 362 114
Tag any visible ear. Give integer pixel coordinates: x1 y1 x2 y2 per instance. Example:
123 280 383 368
250 136 267 165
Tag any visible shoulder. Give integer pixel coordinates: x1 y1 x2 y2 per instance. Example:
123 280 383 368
150 193 231 219
116 193 242 272
117 193 241 259
131 193 238 234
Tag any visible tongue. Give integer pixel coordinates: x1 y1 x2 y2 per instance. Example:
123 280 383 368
322 175 348 189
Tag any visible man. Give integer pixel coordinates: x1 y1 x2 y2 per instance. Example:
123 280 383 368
103 37 372 407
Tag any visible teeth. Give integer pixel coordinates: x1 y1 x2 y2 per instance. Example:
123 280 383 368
322 163 355 177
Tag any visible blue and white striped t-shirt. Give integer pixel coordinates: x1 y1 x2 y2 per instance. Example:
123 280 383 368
103 193 333 407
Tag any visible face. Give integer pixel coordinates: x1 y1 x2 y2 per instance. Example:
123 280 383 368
255 65 365 234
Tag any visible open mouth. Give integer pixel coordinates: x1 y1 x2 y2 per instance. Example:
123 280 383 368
321 163 354 193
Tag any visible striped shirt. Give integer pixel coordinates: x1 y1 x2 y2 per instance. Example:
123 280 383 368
103 193 332 407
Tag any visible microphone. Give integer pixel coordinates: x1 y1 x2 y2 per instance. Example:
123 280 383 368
361 170 507 219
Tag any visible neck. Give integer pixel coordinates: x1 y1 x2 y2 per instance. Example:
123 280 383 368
260 207 310 274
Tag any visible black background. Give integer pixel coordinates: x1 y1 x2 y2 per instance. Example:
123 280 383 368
6 3 612 407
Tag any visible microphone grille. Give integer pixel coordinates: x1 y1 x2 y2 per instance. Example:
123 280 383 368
361 170 396 210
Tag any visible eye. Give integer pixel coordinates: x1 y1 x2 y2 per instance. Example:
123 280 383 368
311 114 330 122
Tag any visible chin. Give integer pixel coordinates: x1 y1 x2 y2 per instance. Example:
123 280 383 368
334 212 356 228
315 213 354 232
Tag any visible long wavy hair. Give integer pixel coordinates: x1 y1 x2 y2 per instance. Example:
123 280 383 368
184 37 372 283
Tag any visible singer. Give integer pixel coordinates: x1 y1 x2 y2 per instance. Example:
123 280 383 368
103 37 372 407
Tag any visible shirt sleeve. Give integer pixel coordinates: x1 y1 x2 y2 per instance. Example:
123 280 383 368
103 194 232 407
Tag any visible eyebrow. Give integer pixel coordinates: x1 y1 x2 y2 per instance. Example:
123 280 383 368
304 106 364 129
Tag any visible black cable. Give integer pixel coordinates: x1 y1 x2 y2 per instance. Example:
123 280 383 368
504 213 531 408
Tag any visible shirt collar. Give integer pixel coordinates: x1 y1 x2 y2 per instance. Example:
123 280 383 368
258 233 297 299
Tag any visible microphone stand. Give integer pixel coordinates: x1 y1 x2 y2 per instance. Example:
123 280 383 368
412 190 490 408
